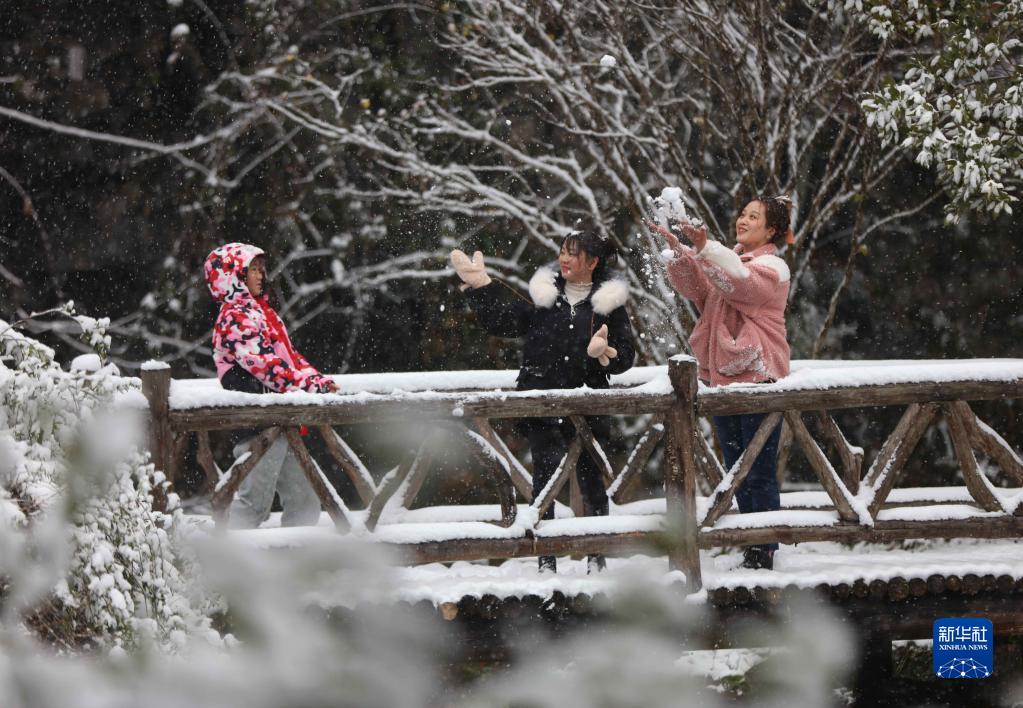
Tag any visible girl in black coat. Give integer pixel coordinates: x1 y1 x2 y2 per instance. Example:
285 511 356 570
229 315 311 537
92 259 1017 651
451 230 636 573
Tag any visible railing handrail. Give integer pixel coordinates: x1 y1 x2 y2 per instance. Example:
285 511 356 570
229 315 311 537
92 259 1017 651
156 358 1023 430
698 379 1023 415
137 357 1023 593
167 387 678 431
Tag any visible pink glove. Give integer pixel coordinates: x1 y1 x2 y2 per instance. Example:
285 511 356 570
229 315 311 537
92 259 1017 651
450 249 492 289
587 324 618 367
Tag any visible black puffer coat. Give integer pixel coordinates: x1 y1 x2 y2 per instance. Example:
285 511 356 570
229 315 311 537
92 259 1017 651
464 263 635 391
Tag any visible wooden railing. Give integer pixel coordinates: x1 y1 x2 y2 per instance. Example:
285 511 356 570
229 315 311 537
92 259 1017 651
141 357 1023 593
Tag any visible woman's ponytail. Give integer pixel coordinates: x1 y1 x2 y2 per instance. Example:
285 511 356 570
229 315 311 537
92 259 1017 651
562 228 619 281
756 194 795 247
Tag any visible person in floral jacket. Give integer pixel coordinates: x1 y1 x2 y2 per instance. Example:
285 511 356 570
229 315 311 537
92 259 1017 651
204 242 337 528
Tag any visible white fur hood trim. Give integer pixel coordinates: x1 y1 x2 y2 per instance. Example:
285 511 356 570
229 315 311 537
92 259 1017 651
590 276 629 314
529 265 629 314
700 240 790 283
528 266 560 309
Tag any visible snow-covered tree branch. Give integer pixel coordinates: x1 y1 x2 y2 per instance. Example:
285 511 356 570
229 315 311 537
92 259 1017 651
192 0 925 358
835 0 1023 220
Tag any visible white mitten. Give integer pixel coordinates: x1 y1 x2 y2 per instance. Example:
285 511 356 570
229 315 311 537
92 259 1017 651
449 249 492 289
586 324 618 367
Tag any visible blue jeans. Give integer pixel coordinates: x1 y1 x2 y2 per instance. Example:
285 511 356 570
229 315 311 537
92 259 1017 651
713 413 781 552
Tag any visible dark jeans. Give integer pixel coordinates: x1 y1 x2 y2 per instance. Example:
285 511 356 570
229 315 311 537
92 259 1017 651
526 416 611 521
713 413 782 552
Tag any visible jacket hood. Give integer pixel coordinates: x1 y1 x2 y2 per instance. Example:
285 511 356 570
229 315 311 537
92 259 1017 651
528 262 628 315
204 242 265 304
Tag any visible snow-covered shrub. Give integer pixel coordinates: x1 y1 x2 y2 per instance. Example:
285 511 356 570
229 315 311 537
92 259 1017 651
0 311 214 652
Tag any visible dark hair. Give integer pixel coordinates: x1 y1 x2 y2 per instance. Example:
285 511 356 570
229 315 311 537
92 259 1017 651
243 254 281 306
752 194 794 246
561 228 619 281
242 253 267 279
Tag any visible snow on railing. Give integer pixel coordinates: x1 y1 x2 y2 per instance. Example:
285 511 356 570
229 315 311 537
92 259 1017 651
140 358 1023 593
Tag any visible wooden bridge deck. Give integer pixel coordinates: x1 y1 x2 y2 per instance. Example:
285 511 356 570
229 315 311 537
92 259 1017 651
207 520 1023 616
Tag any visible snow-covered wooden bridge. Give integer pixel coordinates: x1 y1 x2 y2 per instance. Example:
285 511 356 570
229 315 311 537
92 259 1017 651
140 357 1023 594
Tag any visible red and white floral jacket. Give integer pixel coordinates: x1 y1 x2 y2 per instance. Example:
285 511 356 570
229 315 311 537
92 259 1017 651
204 243 334 393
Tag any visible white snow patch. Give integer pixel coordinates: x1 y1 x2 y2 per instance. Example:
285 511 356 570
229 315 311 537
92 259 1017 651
651 186 690 227
676 647 778 682
162 359 1023 411
70 353 102 372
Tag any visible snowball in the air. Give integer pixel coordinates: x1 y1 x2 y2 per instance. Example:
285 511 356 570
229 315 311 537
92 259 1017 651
599 55 617 68
167 0 183 7
650 186 690 227
170 24 190 40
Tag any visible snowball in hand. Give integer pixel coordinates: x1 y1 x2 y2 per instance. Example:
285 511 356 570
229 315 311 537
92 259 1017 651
599 54 617 68
650 187 695 227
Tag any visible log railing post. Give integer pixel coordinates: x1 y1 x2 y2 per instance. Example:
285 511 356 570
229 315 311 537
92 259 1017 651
666 355 702 592
140 362 173 512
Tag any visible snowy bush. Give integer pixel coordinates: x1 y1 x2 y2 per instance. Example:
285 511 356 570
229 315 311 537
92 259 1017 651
0 310 214 652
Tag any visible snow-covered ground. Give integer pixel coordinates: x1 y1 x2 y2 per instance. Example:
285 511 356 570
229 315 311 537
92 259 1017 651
391 538 1023 605
183 483 1022 548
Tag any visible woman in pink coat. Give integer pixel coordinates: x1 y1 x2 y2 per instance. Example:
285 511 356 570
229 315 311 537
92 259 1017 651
651 195 793 570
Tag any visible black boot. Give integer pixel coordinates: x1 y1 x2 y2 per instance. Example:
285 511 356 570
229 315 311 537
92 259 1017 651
586 554 607 574
538 555 557 574
741 547 774 570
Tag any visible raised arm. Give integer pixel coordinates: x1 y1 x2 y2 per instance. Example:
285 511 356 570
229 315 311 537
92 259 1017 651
463 281 533 338
694 240 790 312
452 249 535 338
666 248 712 309
648 220 711 308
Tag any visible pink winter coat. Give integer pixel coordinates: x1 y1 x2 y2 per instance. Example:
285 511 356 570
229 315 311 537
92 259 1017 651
666 240 790 387
204 243 334 393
